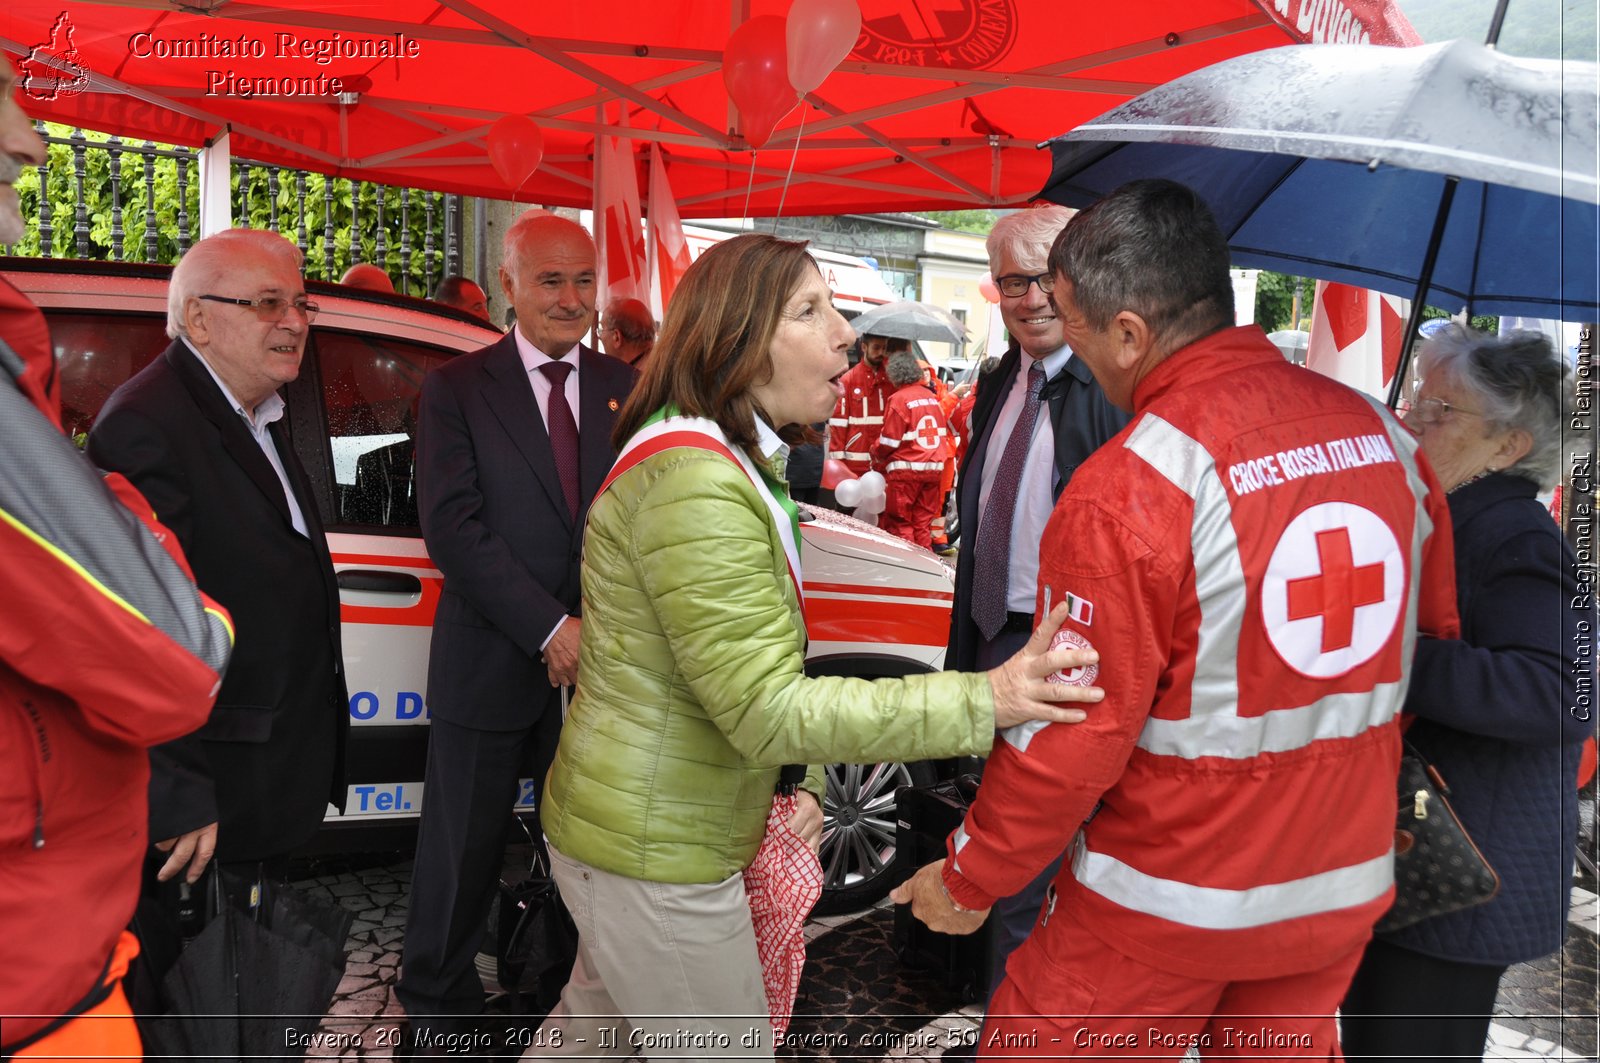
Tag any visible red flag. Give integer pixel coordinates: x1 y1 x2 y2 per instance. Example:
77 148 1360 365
594 132 647 308
647 144 691 321
1305 280 1406 399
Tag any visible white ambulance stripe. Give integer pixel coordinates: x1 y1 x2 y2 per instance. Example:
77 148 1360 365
1072 841 1393 930
1137 681 1407 757
1124 415 1247 729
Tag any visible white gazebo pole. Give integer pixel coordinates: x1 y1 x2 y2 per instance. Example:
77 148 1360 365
197 127 234 237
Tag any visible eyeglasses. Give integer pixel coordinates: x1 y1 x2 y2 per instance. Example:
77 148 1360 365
1400 396 1482 426
995 272 1055 298
199 293 320 323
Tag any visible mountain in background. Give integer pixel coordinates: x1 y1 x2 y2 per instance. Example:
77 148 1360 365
1397 0 1596 60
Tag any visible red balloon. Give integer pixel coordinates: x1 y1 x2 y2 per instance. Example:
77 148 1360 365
723 15 796 149
787 0 861 94
487 115 545 191
978 273 1001 304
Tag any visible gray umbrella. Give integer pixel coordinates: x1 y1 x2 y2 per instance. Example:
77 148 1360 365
848 300 968 344
1039 38 1599 402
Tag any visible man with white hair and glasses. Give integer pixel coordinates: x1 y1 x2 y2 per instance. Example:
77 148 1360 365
89 229 348 915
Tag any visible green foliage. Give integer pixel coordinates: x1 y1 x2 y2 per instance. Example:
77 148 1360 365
1254 271 1313 333
9 122 455 294
922 209 997 236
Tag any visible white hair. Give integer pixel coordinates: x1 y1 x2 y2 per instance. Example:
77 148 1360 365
167 229 304 339
986 205 1074 272
501 210 592 283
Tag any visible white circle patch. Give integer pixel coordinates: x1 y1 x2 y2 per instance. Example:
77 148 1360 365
1262 501 1404 678
1046 627 1100 687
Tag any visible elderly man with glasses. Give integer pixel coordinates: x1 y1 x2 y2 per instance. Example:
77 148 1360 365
89 229 349 921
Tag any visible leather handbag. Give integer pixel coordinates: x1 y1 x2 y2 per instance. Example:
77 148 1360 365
1377 744 1500 933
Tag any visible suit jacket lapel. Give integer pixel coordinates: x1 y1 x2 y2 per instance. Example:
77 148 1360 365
576 345 623 519
166 342 295 527
480 334 571 528
959 345 1020 500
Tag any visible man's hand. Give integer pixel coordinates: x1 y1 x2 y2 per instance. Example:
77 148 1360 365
154 821 219 884
543 616 581 686
988 601 1105 730
890 858 989 935
788 789 824 854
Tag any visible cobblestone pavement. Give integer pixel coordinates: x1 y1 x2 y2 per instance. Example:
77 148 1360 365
289 849 1599 1061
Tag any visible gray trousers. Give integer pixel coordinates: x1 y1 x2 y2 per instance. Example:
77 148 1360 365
526 844 775 1062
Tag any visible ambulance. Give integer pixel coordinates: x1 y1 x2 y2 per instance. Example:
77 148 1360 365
8 255 950 914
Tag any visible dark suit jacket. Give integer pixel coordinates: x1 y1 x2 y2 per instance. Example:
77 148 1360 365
947 343 1131 671
416 335 636 731
87 341 348 861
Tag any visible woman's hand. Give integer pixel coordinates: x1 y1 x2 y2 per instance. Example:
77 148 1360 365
788 789 824 854
988 602 1105 730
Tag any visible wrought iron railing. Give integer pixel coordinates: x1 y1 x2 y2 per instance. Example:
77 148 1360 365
4 121 465 297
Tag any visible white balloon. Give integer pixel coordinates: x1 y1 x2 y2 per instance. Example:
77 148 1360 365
856 471 887 515
833 478 863 508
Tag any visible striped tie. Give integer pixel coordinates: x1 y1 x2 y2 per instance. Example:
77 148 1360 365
538 360 580 520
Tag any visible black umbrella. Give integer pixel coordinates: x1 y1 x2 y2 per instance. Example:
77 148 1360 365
139 869 354 1061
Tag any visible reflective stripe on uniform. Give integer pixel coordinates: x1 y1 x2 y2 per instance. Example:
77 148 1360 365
886 460 946 472
1121 413 1423 761
1071 838 1393 930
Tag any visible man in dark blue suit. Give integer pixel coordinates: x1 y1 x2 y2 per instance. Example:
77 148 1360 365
946 206 1129 1025
397 213 637 1045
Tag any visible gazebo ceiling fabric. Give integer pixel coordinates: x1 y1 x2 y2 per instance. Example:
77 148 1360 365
3 0 1419 216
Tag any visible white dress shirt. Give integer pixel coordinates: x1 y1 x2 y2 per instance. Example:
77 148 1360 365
976 344 1074 615
187 339 309 538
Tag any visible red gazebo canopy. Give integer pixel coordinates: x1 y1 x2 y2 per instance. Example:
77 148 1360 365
2 0 1419 215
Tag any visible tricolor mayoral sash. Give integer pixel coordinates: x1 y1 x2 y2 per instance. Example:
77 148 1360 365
596 410 803 614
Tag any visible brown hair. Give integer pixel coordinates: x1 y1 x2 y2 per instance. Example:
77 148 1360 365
613 233 821 454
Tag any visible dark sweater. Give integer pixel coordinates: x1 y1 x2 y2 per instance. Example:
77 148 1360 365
1382 473 1593 966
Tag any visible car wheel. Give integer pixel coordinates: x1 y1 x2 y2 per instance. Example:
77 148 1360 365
813 759 937 916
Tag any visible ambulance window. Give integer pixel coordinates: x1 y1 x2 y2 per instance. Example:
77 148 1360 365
316 332 453 531
45 312 169 443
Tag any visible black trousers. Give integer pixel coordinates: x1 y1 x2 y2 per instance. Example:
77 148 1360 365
395 710 562 1027
1339 936 1507 1062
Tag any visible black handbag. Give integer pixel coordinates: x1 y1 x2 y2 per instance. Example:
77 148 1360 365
1376 744 1500 933
491 824 577 1013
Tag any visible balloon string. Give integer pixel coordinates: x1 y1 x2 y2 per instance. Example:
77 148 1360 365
741 150 758 224
773 106 805 229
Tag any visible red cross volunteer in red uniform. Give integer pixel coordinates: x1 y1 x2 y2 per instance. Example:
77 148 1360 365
894 180 1461 1057
827 333 900 475
871 349 951 548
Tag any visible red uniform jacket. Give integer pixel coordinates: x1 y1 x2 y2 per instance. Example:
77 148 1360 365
0 276 231 1045
827 359 894 476
945 327 1459 983
871 382 951 482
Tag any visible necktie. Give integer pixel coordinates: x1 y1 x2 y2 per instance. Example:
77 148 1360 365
971 362 1046 641
538 361 580 520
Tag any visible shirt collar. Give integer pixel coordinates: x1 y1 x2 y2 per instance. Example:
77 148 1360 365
512 326 581 375
754 415 789 467
1022 342 1073 382
184 338 285 428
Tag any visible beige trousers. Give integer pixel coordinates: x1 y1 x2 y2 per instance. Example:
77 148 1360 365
524 843 775 1062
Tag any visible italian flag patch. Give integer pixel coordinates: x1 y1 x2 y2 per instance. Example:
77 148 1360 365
1063 592 1093 626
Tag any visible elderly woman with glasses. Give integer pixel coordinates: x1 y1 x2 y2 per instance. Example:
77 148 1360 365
1340 326 1593 1063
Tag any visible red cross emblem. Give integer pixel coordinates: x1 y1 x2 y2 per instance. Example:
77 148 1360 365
1285 528 1387 652
915 414 942 449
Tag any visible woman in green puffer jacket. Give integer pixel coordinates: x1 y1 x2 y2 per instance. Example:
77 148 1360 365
530 234 1103 1060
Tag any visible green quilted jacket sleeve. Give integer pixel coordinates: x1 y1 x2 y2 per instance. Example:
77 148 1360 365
634 451 993 768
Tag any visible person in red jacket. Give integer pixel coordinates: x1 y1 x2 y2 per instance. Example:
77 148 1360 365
827 333 904 475
871 350 952 548
0 61 233 1060
895 180 1460 1057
